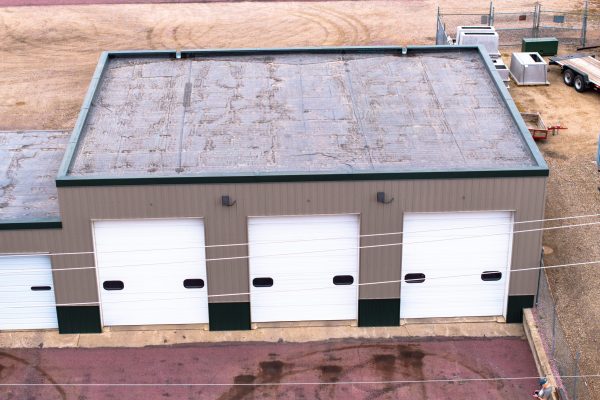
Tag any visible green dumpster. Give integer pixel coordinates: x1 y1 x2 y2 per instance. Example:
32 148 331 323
521 38 559 56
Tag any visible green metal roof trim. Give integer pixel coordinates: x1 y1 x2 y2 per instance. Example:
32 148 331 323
56 45 548 187
0 218 62 230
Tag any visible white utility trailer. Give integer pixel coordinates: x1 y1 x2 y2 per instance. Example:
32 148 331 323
549 54 600 93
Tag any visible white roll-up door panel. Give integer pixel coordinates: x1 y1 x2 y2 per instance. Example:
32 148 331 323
93 219 208 326
400 212 513 319
248 214 359 323
0 255 58 330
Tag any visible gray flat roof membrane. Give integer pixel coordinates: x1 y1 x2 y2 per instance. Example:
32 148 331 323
68 50 537 178
0 131 69 221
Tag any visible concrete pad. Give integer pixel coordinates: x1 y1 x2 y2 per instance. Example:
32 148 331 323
523 309 559 400
0 322 525 349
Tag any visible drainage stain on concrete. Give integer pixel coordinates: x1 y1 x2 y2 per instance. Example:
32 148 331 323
259 360 285 382
0 351 67 400
217 360 291 400
373 354 396 372
397 345 425 369
318 365 343 382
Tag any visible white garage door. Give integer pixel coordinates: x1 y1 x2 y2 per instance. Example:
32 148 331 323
93 219 208 326
400 212 513 319
248 214 359 323
0 255 58 330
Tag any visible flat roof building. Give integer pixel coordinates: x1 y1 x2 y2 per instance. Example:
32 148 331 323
0 47 548 334
0 130 69 222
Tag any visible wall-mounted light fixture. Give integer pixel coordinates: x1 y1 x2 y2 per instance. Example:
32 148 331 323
221 195 237 207
376 191 394 204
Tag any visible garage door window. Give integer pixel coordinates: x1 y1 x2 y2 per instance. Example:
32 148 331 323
103 280 124 290
404 273 426 283
183 279 205 289
252 277 274 287
481 271 502 281
333 275 354 285
30 286 52 291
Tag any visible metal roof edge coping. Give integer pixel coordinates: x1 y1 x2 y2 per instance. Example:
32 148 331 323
0 218 63 230
56 168 549 187
474 44 549 171
57 51 109 179
55 45 549 187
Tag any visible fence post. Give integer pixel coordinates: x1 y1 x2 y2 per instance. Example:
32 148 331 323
535 249 543 306
551 304 556 357
436 6 440 44
573 351 580 400
581 0 588 48
533 2 541 38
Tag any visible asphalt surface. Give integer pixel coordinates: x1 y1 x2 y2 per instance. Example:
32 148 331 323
0 337 539 399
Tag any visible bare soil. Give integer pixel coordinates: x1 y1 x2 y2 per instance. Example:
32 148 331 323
510 57 600 398
0 0 598 397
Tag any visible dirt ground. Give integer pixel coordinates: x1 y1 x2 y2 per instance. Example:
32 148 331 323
0 0 599 397
0 0 575 130
507 50 600 398
0 338 539 399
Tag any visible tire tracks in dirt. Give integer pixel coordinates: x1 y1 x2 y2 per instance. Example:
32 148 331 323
292 5 372 46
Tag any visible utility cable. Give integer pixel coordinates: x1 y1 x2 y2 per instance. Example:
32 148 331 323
1 212 599 259
0 259 598 308
0 218 598 274
0 375 598 387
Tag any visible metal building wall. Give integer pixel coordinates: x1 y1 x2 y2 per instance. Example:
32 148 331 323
31 176 547 305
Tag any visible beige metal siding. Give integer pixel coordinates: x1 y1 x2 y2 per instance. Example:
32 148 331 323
0 177 546 305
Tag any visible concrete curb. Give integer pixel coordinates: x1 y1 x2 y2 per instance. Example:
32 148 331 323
0 322 525 348
523 308 560 400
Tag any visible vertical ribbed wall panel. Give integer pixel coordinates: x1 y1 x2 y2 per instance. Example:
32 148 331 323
0 177 546 304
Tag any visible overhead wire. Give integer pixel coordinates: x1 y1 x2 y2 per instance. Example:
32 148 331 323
1 211 600 259
0 374 598 386
0 217 599 274
0 259 598 308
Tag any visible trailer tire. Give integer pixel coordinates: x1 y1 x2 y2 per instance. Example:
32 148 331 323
574 74 587 93
563 69 575 86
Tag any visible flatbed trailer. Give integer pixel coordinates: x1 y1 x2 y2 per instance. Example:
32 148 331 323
549 54 600 93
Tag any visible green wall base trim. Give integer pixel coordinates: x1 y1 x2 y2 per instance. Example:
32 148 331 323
57 306 102 334
506 295 535 323
0 220 62 230
358 299 400 327
209 302 251 331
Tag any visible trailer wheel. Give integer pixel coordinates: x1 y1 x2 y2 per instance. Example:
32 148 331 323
563 69 575 86
574 74 587 93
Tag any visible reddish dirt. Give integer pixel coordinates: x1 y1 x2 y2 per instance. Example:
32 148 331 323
0 338 539 399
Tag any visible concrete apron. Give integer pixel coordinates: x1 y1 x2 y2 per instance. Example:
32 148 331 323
0 321 525 349
523 309 560 400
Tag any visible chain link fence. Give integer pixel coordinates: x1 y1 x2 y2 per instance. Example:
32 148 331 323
436 1 600 48
585 11 600 50
534 267 593 400
493 9 537 47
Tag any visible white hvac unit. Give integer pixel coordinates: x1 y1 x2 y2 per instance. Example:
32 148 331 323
456 26 500 58
509 52 549 86
493 57 511 88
